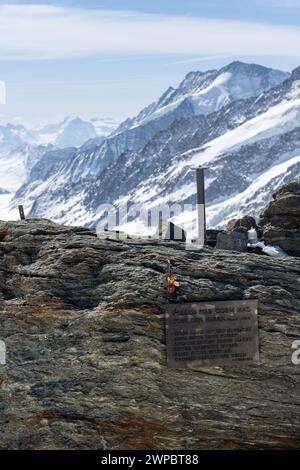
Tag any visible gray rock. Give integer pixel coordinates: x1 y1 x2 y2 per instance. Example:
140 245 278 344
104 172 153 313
259 180 300 256
227 216 258 234
205 229 224 247
0 219 299 449
216 231 248 252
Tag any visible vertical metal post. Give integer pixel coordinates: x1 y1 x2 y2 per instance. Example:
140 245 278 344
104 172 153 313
195 166 207 246
18 205 25 220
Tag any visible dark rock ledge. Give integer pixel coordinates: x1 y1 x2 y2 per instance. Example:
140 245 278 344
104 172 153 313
0 219 299 449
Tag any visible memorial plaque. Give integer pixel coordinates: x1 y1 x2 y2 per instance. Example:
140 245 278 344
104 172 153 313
216 232 248 252
166 299 259 368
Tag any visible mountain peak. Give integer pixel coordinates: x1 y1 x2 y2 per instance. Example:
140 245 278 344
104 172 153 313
291 66 300 80
182 69 216 83
62 115 83 125
184 70 205 80
224 60 248 69
177 69 218 95
222 61 271 74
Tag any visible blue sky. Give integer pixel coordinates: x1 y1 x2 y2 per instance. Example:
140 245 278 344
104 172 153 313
0 0 300 126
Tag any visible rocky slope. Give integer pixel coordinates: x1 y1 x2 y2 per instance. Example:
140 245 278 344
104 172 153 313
0 219 299 449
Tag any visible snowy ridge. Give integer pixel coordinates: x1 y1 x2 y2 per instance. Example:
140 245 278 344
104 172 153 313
114 61 288 133
188 97 300 168
206 153 300 228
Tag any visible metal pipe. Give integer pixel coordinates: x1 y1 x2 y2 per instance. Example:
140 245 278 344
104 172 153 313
18 205 25 221
195 166 207 246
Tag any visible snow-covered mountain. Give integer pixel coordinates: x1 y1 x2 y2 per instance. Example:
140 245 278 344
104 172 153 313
33 115 118 147
0 123 56 193
9 61 300 236
116 61 288 132
114 65 299 234
0 115 117 219
0 123 37 152
0 119 78 196
0 127 55 220
0 115 118 151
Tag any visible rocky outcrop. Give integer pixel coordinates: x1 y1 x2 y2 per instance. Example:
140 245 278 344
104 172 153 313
259 180 300 256
0 219 300 450
205 229 224 247
226 216 258 234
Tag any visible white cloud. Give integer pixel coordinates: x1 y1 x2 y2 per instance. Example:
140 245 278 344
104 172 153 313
0 4 299 60
168 55 235 66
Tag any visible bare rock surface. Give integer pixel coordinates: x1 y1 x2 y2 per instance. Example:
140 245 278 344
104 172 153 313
0 219 299 449
259 180 300 256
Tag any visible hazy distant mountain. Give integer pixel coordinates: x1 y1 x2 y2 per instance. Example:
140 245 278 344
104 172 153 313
0 115 118 219
0 187 9 195
33 115 118 148
0 123 54 193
